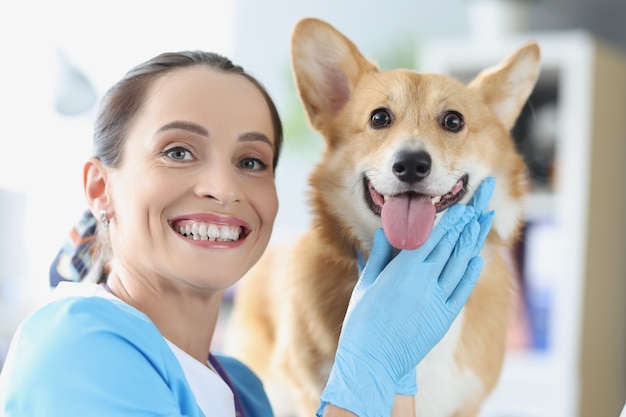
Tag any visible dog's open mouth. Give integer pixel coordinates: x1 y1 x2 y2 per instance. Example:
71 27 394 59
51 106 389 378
364 174 468 250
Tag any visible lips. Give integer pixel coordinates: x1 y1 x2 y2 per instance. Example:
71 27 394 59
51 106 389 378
364 174 469 249
171 219 249 242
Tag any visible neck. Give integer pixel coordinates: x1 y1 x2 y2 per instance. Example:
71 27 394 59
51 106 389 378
105 271 223 365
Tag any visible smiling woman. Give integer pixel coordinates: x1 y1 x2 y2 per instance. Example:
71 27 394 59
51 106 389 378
0 49 283 417
84 54 282 291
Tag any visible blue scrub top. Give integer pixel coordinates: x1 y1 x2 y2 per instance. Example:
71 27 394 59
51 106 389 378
0 295 274 417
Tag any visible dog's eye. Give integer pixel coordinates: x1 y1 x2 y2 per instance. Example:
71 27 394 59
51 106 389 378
370 108 393 129
441 111 465 132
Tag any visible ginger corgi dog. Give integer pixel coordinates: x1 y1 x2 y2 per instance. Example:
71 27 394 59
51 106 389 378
224 17 541 417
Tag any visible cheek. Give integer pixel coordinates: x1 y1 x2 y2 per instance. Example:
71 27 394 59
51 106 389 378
111 169 173 219
256 181 279 226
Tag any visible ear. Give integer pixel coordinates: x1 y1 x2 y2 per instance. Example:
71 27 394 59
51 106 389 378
469 41 541 130
290 17 379 132
83 157 112 220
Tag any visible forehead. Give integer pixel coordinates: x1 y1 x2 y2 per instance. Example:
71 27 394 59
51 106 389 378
148 66 266 109
137 65 275 137
357 71 468 103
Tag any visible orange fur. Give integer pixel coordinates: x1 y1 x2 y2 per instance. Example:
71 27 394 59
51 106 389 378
224 18 541 417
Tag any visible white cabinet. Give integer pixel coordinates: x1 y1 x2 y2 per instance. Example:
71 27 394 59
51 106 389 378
419 31 626 417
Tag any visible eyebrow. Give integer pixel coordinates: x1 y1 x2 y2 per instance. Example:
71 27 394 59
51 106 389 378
157 120 274 150
239 131 275 151
157 120 209 136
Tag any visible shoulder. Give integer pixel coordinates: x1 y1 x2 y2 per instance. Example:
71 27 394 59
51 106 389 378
213 355 275 417
1 296 196 416
24 293 159 347
6 295 177 382
13 294 160 355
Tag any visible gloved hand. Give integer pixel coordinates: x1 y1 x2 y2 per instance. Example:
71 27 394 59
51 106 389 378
355 243 419 397
321 178 495 417
352 177 496 400
355 245 419 398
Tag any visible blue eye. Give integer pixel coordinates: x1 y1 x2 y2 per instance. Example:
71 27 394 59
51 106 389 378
164 146 194 161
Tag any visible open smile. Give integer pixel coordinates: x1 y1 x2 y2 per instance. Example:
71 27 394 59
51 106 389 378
364 174 469 216
170 220 250 242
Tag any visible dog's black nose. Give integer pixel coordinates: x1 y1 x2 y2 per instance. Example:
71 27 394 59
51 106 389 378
392 150 431 183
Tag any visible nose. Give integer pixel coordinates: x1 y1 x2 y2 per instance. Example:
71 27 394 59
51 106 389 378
392 150 431 183
197 165 242 205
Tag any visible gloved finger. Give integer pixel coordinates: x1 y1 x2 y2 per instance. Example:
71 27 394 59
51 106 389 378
356 248 366 276
472 210 495 258
394 368 417 396
437 219 480 293
358 228 393 289
446 256 483 311
467 176 495 216
422 207 475 265
405 204 473 264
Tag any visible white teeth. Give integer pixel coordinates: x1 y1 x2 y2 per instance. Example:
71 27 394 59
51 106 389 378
224 226 236 241
208 224 220 240
383 194 440 205
198 223 207 240
177 221 241 242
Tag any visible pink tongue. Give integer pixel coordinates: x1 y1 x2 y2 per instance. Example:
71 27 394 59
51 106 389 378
381 194 436 250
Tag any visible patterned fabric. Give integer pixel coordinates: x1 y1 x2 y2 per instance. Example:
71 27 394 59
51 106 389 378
49 210 97 287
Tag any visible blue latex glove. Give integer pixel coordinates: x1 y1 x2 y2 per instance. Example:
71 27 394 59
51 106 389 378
352 177 496 399
355 247 419 397
321 181 495 417
355 247 418 398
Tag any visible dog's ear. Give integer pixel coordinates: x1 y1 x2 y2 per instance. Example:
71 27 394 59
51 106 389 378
469 41 541 131
290 17 379 132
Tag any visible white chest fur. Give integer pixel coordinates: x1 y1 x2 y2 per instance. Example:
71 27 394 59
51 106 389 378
415 310 484 417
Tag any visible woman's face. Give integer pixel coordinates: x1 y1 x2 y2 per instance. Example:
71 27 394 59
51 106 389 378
106 66 278 291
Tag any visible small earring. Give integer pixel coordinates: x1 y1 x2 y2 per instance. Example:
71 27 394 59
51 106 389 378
99 210 109 228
